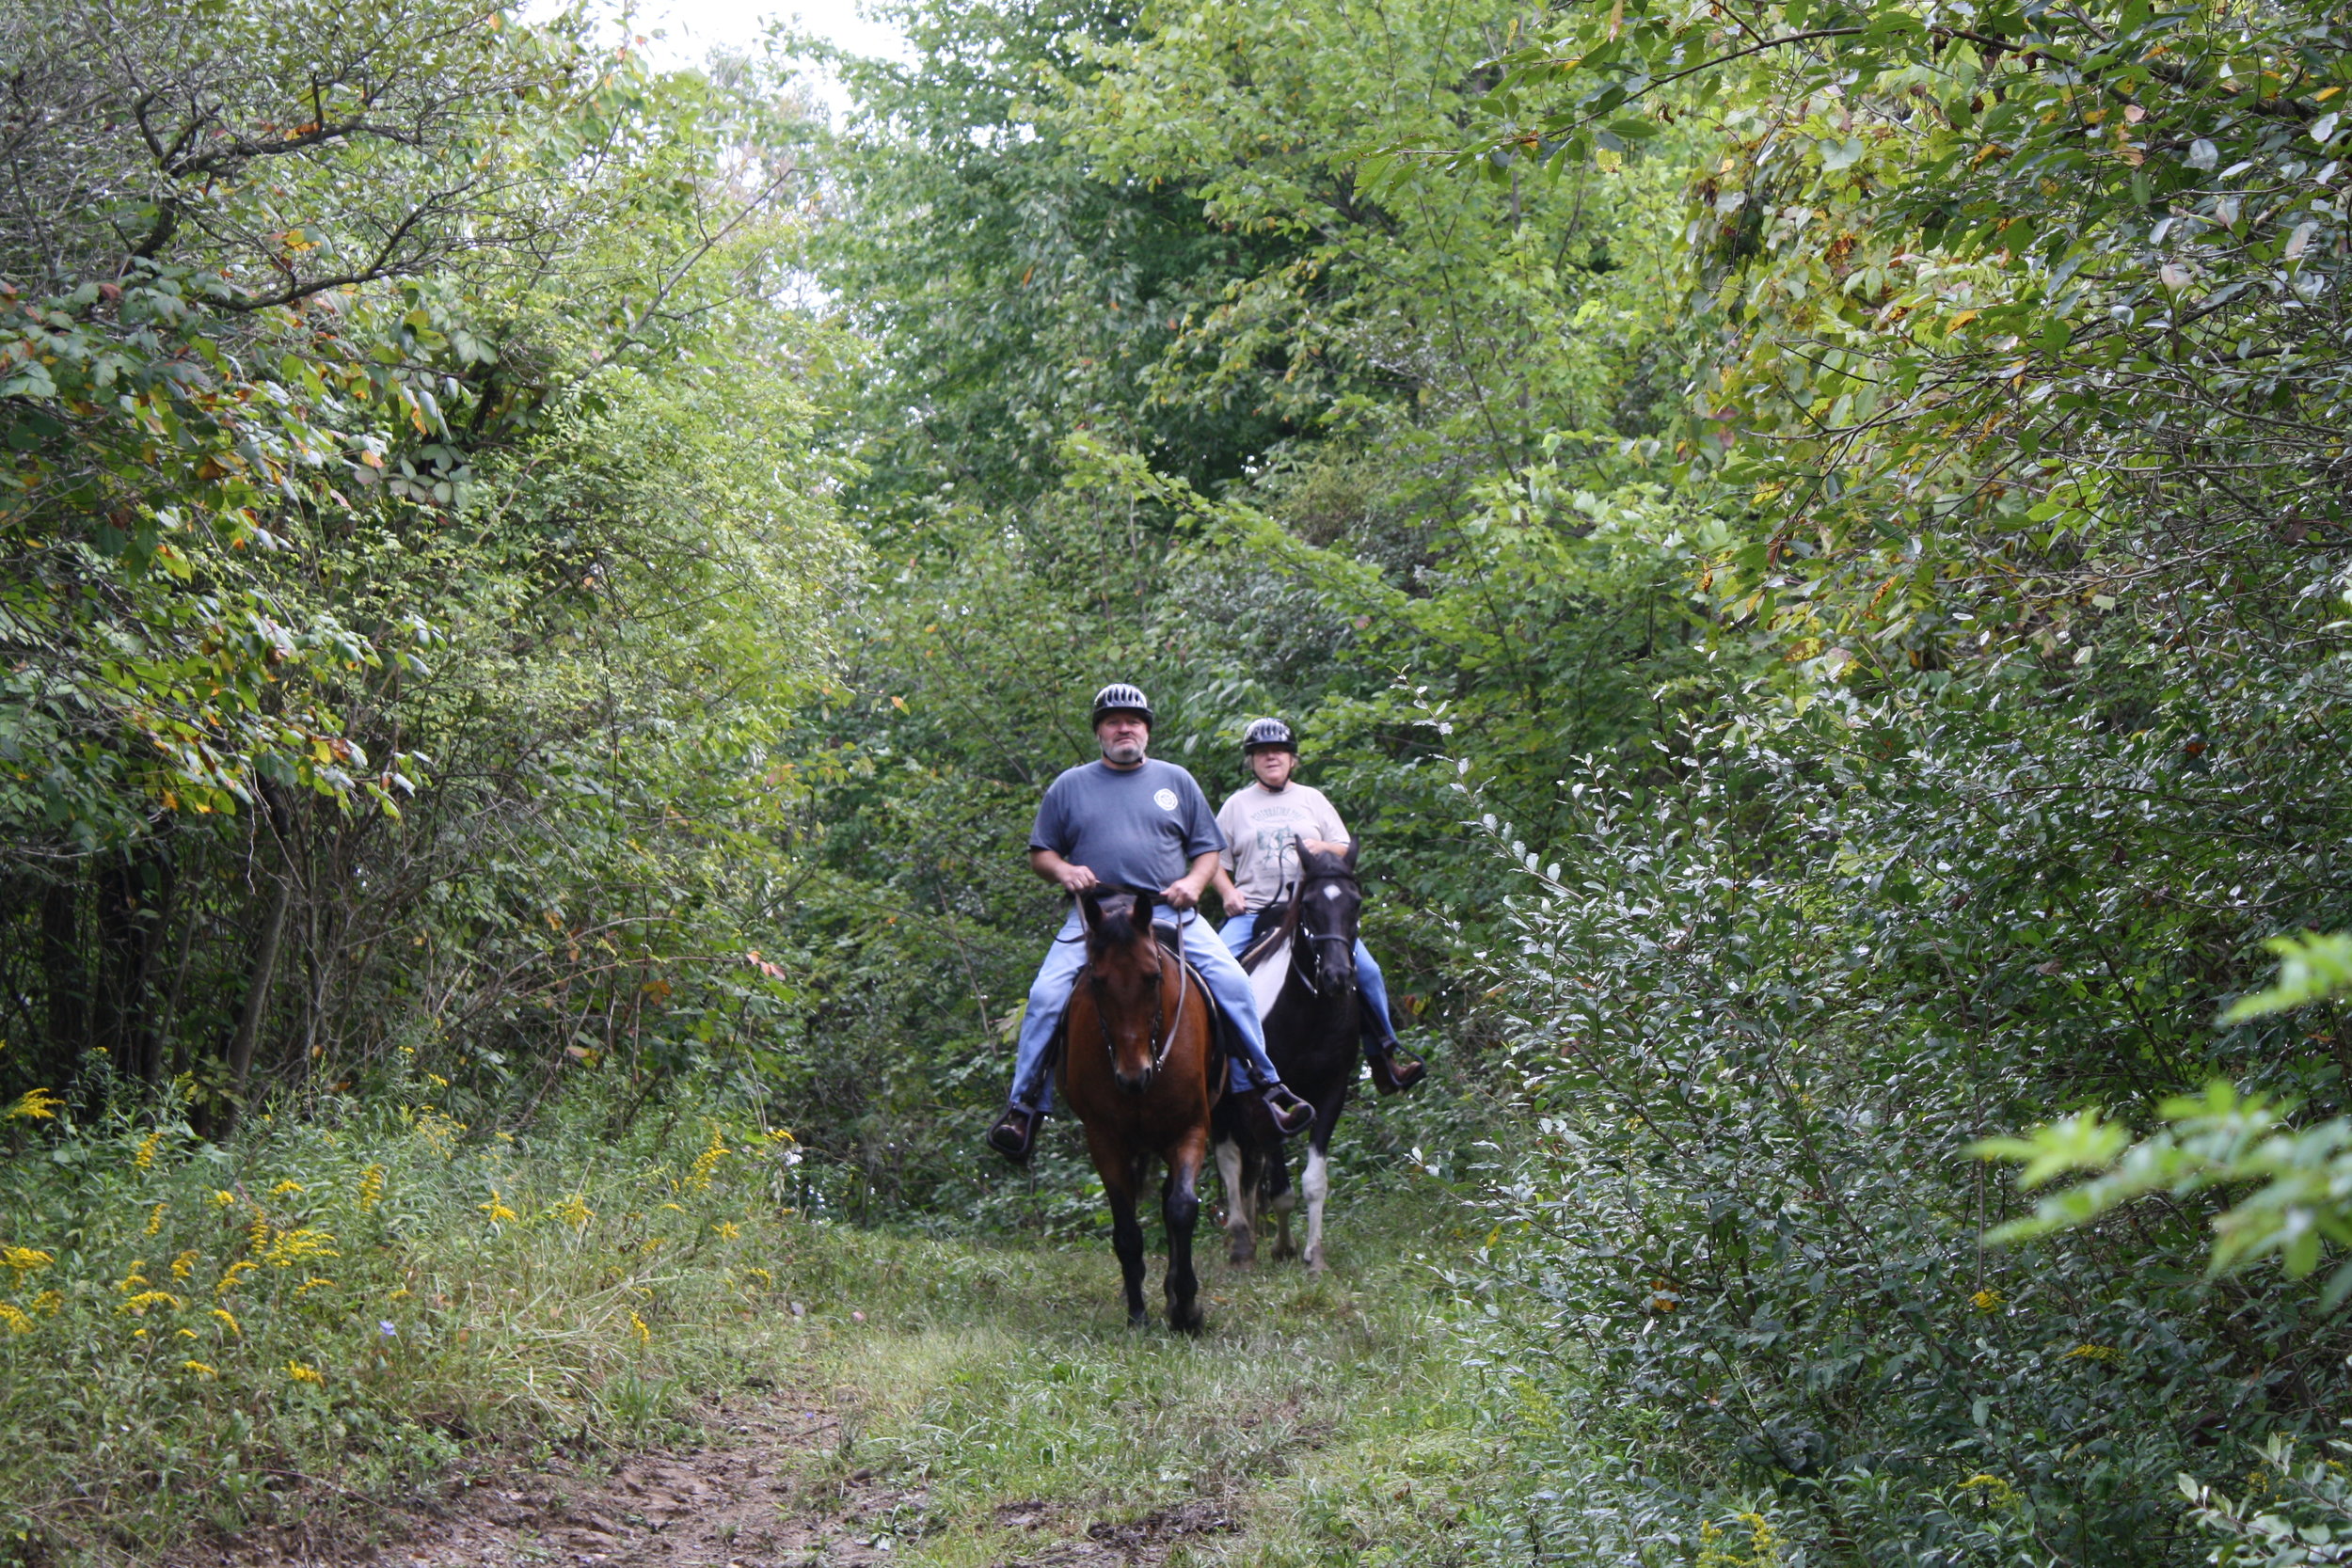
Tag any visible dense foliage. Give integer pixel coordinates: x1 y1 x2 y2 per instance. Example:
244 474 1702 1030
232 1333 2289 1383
8 0 2352 1560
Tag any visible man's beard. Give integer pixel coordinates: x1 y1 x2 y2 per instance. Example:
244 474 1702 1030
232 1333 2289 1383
1102 738 1145 766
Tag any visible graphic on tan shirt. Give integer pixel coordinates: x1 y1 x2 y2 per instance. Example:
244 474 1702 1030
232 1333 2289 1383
1216 783 1348 905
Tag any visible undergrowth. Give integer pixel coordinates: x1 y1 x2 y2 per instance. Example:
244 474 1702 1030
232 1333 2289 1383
0 1068 808 1562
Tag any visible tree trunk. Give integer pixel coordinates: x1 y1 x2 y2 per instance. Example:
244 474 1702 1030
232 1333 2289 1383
220 788 294 1134
38 877 86 1085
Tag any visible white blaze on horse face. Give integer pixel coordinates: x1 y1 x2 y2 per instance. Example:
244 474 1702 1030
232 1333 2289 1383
1322 885 1343 901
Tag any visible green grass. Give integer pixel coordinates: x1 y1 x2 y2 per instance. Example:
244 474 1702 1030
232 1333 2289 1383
803 1186 1496 1565
0 1075 1504 1566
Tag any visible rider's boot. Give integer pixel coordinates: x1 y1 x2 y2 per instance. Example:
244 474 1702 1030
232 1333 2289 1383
1365 1039 1427 1097
1261 1082 1315 1136
986 1106 1038 1163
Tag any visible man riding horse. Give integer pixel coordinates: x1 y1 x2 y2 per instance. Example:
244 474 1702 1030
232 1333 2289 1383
1209 718 1428 1096
986 685 1317 1163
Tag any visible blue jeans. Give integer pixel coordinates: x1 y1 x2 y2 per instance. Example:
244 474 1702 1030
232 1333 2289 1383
1217 910 1400 1053
1008 907 1288 1114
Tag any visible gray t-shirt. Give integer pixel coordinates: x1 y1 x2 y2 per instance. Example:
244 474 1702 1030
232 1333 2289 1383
1216 781 1349 905
1028 758 1223 891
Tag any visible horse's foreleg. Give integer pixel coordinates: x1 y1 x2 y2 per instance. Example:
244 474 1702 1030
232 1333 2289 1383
1214 1137 1256 1266
1302 1141 1332 1274
1163 1133 1207 1335
1089 1130 1149 1327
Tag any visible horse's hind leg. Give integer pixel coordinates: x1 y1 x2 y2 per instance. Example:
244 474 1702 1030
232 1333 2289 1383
1162 1132 1208 1335
1267 1147 1298 1260
1089 1130 1150 1326
1215 1136 1256 1266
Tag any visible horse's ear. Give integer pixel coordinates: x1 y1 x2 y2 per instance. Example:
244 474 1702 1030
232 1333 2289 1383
1133 887 1155 925
1076 886 1104 932
1344 835 1360 870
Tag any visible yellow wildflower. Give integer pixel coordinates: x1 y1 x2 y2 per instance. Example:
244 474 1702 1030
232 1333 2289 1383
29 1291 60 1315
715 1221 740 1242
212 1189 235 1208
116 1261 149 1292
479 1192 518 1226
1969 1288 2005 1312
358 1164 386 1211
212 1307 242 1337
6 1088 63 1121
1 1245 53 1276
181 1360 217 1378
215 1259 257 1297
629 1312 651 1347
247 1217 270 1254
685 1126 729 1193
145 1202 167 1237
262 1227 340 1267
1958 1473 2020 1508
765 1128 796 1144
269 1180 303 1196
133 1130 165 1170
0 1304 33 1335
740 1266 773 1289
169 1250 199 1282
2061 1343 2122 1363
551 1194 592 1230
285 1361 324 1386
117 1291 184 1316
294 1276 336 1296
660 1202 685 1212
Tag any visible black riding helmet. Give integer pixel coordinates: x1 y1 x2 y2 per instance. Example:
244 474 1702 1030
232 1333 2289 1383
1091 682 1153 725
1241 717 1296 754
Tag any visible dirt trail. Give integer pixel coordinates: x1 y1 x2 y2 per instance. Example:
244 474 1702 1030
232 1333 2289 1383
199 1393 1244 1568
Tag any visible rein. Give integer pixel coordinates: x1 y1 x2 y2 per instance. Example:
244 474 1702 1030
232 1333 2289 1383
1085 903 1191 1083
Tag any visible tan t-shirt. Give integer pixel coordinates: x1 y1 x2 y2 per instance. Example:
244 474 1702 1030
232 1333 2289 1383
1216 782 1348 906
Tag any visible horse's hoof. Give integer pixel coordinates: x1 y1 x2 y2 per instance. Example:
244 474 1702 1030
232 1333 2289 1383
1127 1310 1149 1329
1169 1306 1205 1336
1306 1250 1327 1275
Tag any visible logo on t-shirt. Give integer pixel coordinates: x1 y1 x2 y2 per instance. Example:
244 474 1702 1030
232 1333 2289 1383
1153 788 1179 811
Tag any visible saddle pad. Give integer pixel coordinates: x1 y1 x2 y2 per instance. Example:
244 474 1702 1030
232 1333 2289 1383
1248 933 1292 1022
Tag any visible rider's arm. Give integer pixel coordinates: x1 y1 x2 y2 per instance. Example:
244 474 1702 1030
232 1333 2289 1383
1161 850 1219 911
1211 865 1247 916
1030 847 1098 893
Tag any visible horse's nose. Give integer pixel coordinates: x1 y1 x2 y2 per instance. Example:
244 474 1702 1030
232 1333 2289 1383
1115 1068 1155 1096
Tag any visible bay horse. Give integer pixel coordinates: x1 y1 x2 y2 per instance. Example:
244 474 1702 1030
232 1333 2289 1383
1214 840 1363 1273
1058 885 1225 1333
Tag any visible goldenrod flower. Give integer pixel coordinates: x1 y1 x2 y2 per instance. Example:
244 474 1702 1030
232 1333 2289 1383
30 1291 60 1315
479 1192 517 1226
285 1361 324 1386
215 1259 257 1297
6 1088 63 1122
0 1304 33 1335
358 1165 386 1211
2061 1343 2122 1363
550 1194 592 1230
211 1307 242 1337
715 1221 740 1242
629 1312 651 1347
144 1201 167 1237
1969 1289 2005 1312
741 1266 772 1288
1 1245 53 1276
117 1290 185 1316
181 1360 217 1378
269 1180 303 1196
262 1227 339 1268
294 1276 336 1296
133 1130 165 1170
211 1190 235 1208
116 1262 149 1292
685 1126 730 1193
169 1251 199 1282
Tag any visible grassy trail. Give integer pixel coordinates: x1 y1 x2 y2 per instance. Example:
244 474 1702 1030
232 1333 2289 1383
319 1187 1495 1568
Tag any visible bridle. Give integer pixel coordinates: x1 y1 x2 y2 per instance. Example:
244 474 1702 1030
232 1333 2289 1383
1082 893 1190 1085
1284 868 1360 998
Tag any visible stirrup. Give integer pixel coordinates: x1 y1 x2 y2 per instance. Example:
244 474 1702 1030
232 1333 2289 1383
1369 1048 1426 1097
1262 1084 1314 1136
986 1107 1037 1163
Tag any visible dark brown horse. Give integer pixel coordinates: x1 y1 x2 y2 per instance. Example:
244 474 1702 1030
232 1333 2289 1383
1058 886 1224 1332
1214 840 1362 1272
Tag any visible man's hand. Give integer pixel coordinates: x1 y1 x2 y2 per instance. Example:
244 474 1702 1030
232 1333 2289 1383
1057 862 1102 894
1159 876 1203 911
